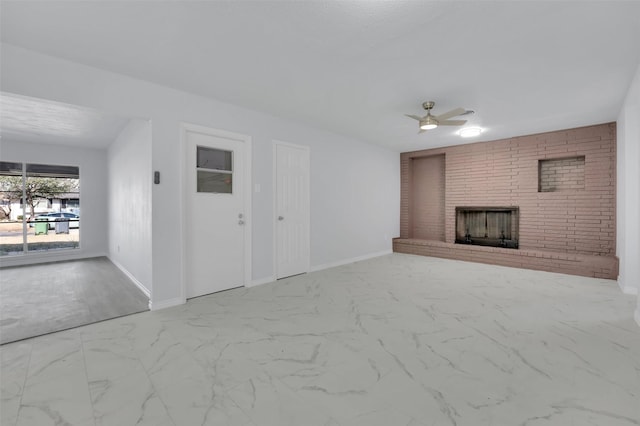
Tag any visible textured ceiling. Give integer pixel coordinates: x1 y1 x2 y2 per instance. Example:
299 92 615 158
0 93 131 148
1 1 639 151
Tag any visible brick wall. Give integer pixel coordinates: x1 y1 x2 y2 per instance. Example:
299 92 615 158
396 122 617 278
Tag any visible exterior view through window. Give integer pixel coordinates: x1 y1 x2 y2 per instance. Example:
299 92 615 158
0 162 80 256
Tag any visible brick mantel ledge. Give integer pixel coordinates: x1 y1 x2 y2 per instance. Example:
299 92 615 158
393 238 618 279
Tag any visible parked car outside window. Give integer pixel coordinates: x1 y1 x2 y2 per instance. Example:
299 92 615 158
28 212 80 229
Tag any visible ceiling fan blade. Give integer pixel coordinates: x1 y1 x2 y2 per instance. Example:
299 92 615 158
406 114 423 121
439 119 467 126
434 107 466 121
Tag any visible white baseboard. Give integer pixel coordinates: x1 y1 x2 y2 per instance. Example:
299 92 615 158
0 251 108 268
149 297 185 311
108 257 151 298
248 250 393 286
309 249 393 273
248 276 276 288
617 276 639 296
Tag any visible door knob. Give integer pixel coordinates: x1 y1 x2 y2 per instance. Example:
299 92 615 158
278 216 284 221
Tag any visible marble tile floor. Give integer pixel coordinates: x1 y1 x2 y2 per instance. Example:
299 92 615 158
0 257 150 345
1 253 639 426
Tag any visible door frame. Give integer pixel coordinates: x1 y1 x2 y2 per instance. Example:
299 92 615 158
272 139 310 279
180 122 252 301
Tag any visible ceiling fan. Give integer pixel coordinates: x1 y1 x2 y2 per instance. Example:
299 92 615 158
406 101 467 133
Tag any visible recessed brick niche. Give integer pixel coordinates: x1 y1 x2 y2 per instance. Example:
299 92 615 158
394 122 618 279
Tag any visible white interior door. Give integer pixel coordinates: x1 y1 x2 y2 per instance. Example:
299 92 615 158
275 142 310 279
185 126 249 298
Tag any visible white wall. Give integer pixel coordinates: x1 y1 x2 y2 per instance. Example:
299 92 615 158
107 119 152 297
0 44 400 308
0 139 108 266
616 63 640 325
310 138 399 269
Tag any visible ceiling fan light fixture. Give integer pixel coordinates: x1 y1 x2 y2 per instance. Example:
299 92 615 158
420 117 438 130
459 127 482 137
407 101 466 134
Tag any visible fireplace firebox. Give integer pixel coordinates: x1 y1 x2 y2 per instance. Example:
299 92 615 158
455 207 519 249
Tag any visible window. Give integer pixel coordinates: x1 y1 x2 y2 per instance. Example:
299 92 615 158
196 146 233 194
0 161 80 256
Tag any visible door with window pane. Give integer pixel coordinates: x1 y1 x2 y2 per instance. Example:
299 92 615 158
185 127 247 298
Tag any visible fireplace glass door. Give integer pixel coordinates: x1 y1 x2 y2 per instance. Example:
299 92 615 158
455 207 519 249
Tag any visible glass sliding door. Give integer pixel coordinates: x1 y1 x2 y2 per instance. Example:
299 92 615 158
0 161 80 256
0 162 25 256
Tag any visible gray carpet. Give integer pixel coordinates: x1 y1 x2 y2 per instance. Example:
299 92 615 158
0 257 149 344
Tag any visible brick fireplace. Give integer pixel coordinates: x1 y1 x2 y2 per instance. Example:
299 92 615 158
394 122 618 279
455 206 519 249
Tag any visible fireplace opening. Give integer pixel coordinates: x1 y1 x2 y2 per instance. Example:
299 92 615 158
455 207 519 249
